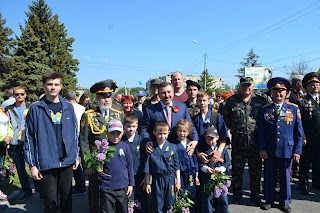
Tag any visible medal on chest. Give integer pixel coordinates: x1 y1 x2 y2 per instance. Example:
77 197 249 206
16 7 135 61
265 109 274 120
283 109 293 125
304 100 314 118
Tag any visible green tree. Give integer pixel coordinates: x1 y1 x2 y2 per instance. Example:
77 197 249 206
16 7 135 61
236 48 261 78
5 24 50 102
24 0 79 93
198 68 214 92
0 13 16 97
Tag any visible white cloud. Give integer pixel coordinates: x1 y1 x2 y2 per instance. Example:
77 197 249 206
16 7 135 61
82 56 91 60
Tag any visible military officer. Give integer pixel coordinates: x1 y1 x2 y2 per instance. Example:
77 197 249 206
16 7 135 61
223 77 269 206
79 80 123 213
298 72 320 195
259 77 303 213
185 80 202 119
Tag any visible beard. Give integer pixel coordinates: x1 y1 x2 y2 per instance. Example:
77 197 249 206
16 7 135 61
99 102 112 111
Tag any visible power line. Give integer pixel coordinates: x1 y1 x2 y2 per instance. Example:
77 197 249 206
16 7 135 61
207 0 320 55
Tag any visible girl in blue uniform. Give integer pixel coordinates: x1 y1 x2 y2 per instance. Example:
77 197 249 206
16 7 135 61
174 119 199 213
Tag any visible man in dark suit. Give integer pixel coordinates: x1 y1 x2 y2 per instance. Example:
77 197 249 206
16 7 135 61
298 72 320 195
141 82 198 154
259 77 303 213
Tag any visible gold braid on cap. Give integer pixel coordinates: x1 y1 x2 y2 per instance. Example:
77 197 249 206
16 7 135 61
87 113 106 134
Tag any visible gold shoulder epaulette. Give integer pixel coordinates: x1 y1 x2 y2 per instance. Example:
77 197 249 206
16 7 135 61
262 103 272 108
85 107 98 114
111 108 122 114
287 102 298 107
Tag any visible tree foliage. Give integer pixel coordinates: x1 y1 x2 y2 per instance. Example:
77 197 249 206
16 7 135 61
24 0 79 93
198 68 214 92
285 59 313 80
236 48 261 78
0 13 16 98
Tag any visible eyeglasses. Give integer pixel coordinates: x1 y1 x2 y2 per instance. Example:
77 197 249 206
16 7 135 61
14 93 25 96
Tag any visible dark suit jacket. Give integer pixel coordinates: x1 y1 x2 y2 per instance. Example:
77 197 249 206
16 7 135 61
141 101 198 143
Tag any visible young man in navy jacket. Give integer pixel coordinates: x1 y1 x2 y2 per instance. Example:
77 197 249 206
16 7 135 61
24 71 79 213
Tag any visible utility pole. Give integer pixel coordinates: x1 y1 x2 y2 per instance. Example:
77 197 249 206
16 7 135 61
193 40 207 91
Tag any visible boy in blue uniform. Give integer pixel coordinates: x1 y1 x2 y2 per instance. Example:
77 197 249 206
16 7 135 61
98 119 135 213
122 114 147 212
193 90 229 163
174 119 199 213
144 121 181 213
259 77 303 213
198 127 231 213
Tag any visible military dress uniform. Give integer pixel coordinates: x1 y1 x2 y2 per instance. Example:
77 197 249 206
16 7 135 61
223 77 269 203
298 72 320 191
259 78 303 211
79 80 123 213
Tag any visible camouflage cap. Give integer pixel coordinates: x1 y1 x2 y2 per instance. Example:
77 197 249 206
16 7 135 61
150 78 163 85
240 77 253 85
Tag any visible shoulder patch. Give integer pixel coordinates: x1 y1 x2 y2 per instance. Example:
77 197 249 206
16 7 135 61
85 109 95 114
287 102 298 107
111 108 122 114
262 103 272 108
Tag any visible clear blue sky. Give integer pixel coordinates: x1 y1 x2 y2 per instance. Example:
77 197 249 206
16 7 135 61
2 0 320 90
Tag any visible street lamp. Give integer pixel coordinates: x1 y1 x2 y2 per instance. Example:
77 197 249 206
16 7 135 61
193 40 207 91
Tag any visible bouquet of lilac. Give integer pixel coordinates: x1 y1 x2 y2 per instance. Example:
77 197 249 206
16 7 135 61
83 139 116 172
204 172 232 198
167 190 194 213
128 200 141 213
0 151 17 184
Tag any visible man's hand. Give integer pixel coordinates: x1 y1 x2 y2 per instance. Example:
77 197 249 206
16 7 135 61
195 177 200 186
146 185 151 194
140 177 147 190
293 154 300 162
73 159 80 170
213 167 222 173
259 151 268 159
84 168 93 175
303 140 307 146
186 141 197 155
197 152 209 163
126 186 133 198
31 166 43 180
145 141 153 154
208 150 222 164
3 136 11 146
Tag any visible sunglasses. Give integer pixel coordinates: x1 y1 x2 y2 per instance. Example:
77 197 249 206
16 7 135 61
15 93 25 96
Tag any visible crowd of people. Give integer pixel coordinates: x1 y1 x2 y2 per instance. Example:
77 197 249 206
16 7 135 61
0 70 319 213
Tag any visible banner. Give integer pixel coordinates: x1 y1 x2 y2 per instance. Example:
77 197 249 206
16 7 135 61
245 67 272 89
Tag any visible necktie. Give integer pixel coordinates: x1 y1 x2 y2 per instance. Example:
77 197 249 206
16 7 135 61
276 105 281 115
166 105 172 127
316 97 319 104
105 109 109 122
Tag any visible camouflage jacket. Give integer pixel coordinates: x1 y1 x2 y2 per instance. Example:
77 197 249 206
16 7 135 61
223 93 269 150
185 99 200 119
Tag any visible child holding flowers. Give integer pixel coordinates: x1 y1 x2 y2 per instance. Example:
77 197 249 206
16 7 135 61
198 127 231 213
98 119 134 213
122 114 146 212
173 119 199 213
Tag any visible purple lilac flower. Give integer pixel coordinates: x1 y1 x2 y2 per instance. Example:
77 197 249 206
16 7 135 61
178 199 184 204
167 208 174 213
95 140 102 149
96 153 106 162
182 207 190 213
128 206 134 213
226 180 231 187
135 200 141 209
2 169 6 177
9 165 14 173
222 184 228 196
214 185 222 198
99 140 109 153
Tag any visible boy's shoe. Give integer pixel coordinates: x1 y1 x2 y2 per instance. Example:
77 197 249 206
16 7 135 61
279 205 291 213
250 195 261 207
17 192 33 202
0 191 7 201
261 203 272 210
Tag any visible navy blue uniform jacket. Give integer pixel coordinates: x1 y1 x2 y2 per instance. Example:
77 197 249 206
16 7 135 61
144 140 180 177
198 145 231 172
258 101 303 158
141 101 198 143
174 138 198 172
